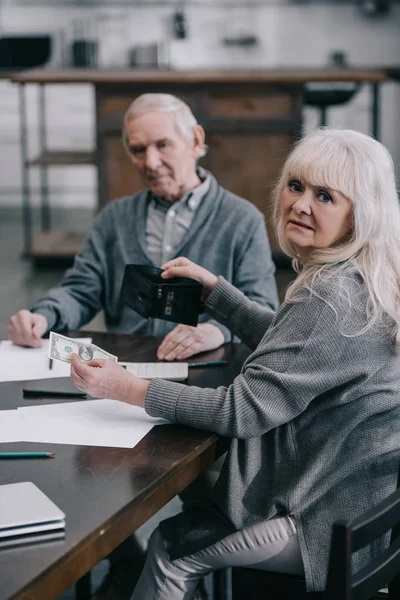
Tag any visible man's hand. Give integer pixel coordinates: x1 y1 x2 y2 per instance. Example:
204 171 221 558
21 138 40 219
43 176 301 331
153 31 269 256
70 354 149 407
8 310 48 348
157 323 224 361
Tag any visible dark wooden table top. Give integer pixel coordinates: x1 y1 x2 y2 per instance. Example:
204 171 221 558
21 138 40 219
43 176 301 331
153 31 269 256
0 332 250 600
9 67 389 85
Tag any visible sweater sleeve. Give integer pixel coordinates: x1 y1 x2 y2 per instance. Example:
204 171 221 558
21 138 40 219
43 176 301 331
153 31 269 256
205 277 276 349
145 289 372 438
31 208 111 331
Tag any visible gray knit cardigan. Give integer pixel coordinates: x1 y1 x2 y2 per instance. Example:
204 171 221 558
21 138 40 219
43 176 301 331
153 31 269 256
145 269 400 591
31 173 278 339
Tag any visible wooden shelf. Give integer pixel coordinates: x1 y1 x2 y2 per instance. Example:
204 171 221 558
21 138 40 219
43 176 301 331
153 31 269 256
26 150 95 167
24 231 84 259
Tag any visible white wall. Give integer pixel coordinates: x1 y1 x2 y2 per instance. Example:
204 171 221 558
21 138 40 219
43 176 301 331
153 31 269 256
0 1 399 208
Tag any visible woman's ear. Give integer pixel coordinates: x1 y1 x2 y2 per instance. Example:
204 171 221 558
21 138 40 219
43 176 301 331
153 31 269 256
192 125 205 157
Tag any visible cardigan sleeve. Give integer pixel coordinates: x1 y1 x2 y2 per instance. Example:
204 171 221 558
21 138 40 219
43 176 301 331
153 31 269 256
30 207 112 331
145 284 379 438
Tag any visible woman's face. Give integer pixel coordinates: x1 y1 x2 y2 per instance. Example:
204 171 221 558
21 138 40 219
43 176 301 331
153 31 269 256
280 177 353 262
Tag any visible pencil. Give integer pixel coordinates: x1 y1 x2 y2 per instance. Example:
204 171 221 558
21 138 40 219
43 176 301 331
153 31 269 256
23 389 87 398
0 452 55 459
188 360 228 368
49 358 53 370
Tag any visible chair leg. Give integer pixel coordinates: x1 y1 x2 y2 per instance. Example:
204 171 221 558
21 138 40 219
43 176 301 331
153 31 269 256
213 568 229 600
319 106 327 127
75 570 91 600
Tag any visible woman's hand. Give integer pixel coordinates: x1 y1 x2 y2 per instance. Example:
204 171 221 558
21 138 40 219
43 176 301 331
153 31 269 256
161 257 218 300
70 354 149 407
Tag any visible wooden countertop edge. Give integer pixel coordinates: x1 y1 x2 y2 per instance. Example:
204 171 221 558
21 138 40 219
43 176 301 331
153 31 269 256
8 67 391 84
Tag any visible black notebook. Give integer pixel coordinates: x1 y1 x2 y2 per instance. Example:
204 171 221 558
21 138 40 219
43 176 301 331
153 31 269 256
121 264 204 326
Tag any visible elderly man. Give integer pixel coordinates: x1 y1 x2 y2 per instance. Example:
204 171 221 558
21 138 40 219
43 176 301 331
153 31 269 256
8 93 277 356
8 93 278 600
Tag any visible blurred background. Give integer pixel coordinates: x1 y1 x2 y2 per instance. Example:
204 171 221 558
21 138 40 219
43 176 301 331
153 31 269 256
0 0 399 323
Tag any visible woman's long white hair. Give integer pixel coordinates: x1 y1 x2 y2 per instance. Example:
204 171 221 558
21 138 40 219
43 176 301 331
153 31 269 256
273 128 400 342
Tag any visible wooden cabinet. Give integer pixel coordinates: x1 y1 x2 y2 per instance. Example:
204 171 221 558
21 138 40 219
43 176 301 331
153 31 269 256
96 80 303 251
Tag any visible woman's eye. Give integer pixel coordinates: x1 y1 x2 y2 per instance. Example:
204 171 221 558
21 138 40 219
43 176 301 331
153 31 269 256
318 191 333 203
288 180 302 192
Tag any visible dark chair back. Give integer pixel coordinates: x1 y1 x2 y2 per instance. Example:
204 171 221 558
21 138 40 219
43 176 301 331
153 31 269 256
325 468 400 600
231 466 400 600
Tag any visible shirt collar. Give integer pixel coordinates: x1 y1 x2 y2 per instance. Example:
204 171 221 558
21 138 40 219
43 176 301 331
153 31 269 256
150 167 211 212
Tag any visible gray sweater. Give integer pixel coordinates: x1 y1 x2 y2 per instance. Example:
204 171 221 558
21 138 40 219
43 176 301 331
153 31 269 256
145 270 400 591
31 173 278 340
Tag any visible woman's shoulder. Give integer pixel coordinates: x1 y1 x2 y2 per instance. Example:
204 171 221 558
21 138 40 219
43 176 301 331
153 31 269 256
311 264 365 303
289 263 363 302
290 265 377 338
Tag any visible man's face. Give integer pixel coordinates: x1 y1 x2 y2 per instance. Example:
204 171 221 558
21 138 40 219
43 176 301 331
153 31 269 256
125 111 204 203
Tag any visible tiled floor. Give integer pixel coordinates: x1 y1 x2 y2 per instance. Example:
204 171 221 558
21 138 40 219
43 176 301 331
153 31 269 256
0 207 296 599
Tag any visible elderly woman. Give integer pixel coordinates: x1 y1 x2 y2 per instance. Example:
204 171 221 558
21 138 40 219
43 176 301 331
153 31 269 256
71 128 400 597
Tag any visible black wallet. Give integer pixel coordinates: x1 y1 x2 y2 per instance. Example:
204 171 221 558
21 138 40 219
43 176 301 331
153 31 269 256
121 264 204 326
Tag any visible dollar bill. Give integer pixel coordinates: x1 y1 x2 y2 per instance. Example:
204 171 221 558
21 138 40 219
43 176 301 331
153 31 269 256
48 332 118 364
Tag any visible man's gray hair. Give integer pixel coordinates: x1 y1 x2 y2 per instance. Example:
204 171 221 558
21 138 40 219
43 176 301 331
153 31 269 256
122 93 207 157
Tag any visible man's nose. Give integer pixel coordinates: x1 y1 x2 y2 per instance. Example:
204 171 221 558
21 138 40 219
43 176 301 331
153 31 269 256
293 191 312 215
144 146 161 170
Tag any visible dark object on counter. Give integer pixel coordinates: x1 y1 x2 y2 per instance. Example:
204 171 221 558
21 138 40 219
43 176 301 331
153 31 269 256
329 51 348 68
303 83 361 127
174 9 187 39
0 36 51 69
129 42 169 69
222 35 258 47
71 39 98 68
358 0 391 16
121 264 204 326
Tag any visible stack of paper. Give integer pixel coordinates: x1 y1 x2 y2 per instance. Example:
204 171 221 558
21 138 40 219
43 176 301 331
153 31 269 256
0 400 169 448
0 338 91 383
17 399 168 448
0 482 65 549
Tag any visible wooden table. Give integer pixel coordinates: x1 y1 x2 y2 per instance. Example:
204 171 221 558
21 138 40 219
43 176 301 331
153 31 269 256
0 332 249 600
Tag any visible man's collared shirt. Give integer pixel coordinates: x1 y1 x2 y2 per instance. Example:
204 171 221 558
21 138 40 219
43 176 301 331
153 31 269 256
145 169 211 267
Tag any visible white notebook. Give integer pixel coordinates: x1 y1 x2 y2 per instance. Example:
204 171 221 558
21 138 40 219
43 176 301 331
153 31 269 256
0 529 65 550
0 482 65 539
121 362 189 381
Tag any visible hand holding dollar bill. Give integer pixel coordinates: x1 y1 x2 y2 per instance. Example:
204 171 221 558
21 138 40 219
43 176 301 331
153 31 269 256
49 332 118 364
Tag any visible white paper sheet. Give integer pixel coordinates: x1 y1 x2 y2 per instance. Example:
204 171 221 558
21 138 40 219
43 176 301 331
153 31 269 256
0 339 92 383
0 410 33 442
17 399 168 448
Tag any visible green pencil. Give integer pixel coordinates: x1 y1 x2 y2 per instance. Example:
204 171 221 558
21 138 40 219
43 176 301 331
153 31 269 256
0 452 55 459
188 360 228 368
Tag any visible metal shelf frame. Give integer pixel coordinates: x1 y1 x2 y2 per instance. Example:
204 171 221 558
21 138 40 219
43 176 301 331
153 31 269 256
11 0 375 6
18 82 95 258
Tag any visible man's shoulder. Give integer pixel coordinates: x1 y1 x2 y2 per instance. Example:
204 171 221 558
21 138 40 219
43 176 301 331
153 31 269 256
94 191 148 226
216 185 263 220
103 190 148 213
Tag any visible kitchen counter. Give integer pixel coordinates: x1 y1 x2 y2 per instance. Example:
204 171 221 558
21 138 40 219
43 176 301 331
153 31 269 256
10 67 389 85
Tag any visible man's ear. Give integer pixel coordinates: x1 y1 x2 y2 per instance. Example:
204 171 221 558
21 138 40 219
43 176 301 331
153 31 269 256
192 125 205 157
